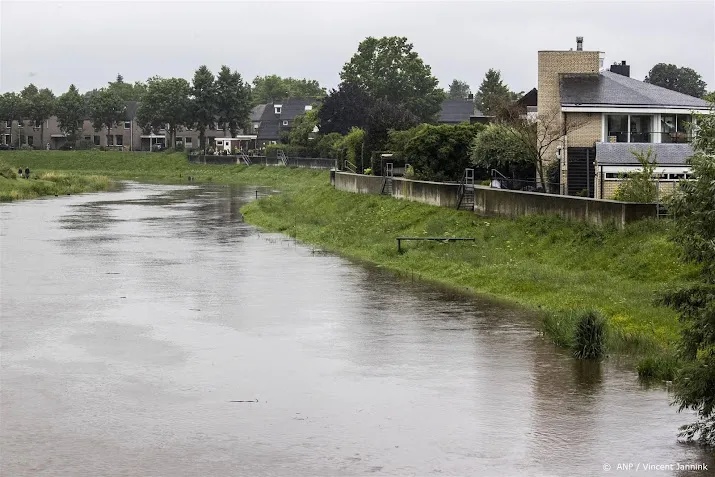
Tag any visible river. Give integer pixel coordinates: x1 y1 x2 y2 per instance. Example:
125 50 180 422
1 182 712 477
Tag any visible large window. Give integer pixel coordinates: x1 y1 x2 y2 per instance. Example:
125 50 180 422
607 115 628 143
606 114 656 143
661 114 691 143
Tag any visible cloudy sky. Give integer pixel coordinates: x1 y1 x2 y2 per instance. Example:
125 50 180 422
1 0 713 96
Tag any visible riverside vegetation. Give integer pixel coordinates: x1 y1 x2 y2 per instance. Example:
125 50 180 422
0 151 699 383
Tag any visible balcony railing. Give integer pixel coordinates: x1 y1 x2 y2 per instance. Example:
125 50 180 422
607 131 691 144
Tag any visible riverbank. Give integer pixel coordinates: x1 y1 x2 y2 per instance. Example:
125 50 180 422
0 160 111 201
2 151 694 377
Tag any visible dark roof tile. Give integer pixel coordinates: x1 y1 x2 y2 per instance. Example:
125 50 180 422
595 142 694 165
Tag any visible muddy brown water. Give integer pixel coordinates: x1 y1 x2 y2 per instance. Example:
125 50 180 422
1 183 713 477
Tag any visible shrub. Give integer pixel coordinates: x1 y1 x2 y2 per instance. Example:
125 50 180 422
404 164 415 179
76 140 94 150
573 310 607 359
265 143 311 158
19 144 33 151
363 168 373 175
636 354 679 381
613 148 658 203
0 160 17 180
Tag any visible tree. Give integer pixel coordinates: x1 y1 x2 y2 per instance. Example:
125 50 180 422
469 123 532 174
215 65 252 137
136 76 191 148
108 73 147 102
21 84 56 147
189 65 218 150
251 75 325 105
474 69 515 116
289 108 320 146
664 110 715 446
644 63 707 98
340 36 445 122
612 149 658 202
87 87 125 146
364 98 420 171
704 91 715 103
500 108 586 190
448 79 471 100
315 132 343 158
56 84 86 143
398 123 484 182
0 92 26 146
318 82 375 135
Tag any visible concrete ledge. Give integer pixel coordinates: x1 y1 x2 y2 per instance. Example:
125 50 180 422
189 155 336 168
333 172 657 228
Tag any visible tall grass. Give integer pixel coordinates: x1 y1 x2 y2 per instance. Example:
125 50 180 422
572 310 607 359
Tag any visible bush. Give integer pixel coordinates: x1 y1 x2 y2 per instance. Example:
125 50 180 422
404 164 415 179
637 354 679 381
0 160 17 180
363 168 373 175
613 148 658 203
19 144 33 151
76 140 94 150
265 143 311 158
573 310 607 359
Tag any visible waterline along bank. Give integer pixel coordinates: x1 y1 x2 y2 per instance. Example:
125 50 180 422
2 151 695 377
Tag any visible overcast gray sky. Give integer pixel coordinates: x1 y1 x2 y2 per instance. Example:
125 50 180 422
1 0 713 96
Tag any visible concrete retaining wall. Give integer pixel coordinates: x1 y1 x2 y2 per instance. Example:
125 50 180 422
333 172 657 228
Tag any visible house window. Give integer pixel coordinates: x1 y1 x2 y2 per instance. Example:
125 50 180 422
93 135 100 145
107 135 114 146
33 120 42 129
274 105 282 114
606 114 656 143
185 137 193 146
115 135 123 146
124 121 131 129
282 120 289 126
84 136 91 141
661 114 691 143
3 134 10 144
216 123 223 130
304 105 313 111
27 136 34 146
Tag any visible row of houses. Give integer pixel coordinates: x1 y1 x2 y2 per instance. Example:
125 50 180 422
0 95 485 153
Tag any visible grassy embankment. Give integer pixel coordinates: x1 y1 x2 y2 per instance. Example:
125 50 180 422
2 151 696 378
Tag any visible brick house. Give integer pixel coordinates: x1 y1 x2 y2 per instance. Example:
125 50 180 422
536 37 711 198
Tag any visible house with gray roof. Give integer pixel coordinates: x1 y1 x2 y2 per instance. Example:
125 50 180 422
536 37 711 199
255 98 318 147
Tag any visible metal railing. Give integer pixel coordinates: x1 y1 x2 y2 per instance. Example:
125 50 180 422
456 168 474 209
344 159 357 173
277 150 288 166
606 131 692 144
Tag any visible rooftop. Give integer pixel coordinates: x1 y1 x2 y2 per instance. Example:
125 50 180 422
560 71 710 109
595 142 695 165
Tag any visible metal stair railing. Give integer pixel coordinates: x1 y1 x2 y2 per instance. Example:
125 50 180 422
237 151 252 165
456 168 474 209
344 159 357 173
277 149 288 166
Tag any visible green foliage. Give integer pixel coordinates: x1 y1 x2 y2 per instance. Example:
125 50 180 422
289 108 320 146
404 164 415 178
363 168 372 175
474 69 516 115
190 65 218 149
644 63 707 98
107 74 146 102
87 87 125 138
251 75 326 105
665 110 715 445
56 84 85 142
136 76 191 145
315 132 343 158
572 310 607 359
637 353 679 381
470 123 531 171
318 82 374 135
21 84 56 145
447 79 471 100
365 99 419 157
613 148 659 203
215 65 252 136
704 91 715 103
340 36 445 122
76 139 94 150
343 127 365 166
0 160 17 180
264 143 310 158
398 123 484 181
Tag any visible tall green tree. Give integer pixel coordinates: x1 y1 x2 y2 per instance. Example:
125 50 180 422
189 65 218 150
340 36 445 123
448 79 471 100
469 123 531 173
665 111 715 446
56 84 86 143
364 98 420 173
289 108 320 146
0 92 26 146
21 84 56 147
474 69 514 116
704 91 715 103
251 75 325 105
215 65 252 137
108 73 147 102
136 76 191 148
644 63 707 98
87 87 125 146
318 82 374 135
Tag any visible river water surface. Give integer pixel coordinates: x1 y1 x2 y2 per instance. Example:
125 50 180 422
1 183 712 477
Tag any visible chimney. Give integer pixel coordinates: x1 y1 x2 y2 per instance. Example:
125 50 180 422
609 60 631 77
467 93 474 100
576 36 583 51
